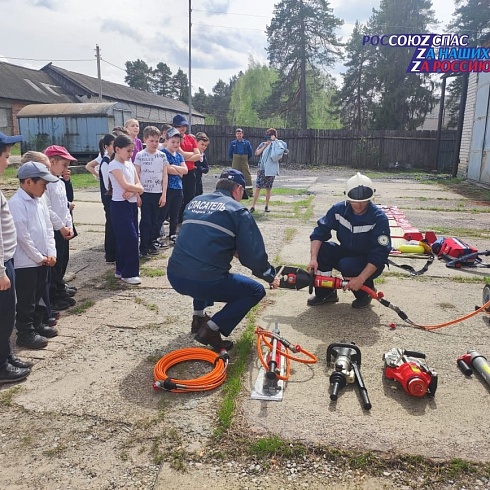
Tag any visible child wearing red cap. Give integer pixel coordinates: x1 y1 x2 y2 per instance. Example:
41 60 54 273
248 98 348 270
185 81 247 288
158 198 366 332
44 146 77 310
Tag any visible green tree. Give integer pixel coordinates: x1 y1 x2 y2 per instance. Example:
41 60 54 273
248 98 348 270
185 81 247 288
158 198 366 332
124 59 153 92
337 21 375 130
445 0 490 128
367 0 437 130
152 62 173 97
264 0 343 129
228 59 282 127
171 68 189 103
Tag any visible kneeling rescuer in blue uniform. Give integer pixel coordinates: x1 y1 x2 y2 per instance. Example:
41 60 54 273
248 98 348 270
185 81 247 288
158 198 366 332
167 169 279 352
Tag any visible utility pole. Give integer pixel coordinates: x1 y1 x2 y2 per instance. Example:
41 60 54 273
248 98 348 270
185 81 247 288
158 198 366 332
188 0 193 133
95 44 103 102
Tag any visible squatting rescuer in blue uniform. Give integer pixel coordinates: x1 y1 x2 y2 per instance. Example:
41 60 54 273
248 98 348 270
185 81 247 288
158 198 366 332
307 173 391 309
167 169 279 352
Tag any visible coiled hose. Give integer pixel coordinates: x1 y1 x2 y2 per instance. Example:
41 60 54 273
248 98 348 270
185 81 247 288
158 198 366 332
153 347 228 392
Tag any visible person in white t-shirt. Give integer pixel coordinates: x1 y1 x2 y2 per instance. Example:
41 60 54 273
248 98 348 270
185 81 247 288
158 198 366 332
134 126 168 258
107 134 144 285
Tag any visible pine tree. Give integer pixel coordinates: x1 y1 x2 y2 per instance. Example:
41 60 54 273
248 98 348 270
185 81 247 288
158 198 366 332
171 68 189 103
337 21 375 129
152 62 173 97
368 0 437 130
263 0 343 129
124 59 153 92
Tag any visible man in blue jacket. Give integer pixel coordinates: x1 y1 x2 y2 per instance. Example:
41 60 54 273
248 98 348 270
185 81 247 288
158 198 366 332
228 128 253 193
167 169 279 351
307 173 391 309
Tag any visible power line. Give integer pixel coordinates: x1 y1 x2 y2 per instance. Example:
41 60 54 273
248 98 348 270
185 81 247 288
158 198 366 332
193 22 266 32
101 58 126 72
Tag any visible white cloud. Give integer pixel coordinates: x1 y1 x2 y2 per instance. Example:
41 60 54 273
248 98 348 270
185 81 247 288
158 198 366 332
0 0 457 93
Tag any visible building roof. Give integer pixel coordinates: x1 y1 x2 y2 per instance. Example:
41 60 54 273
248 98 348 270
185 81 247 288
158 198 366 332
17 102 131 117
0 61 76 104
42 64 202 116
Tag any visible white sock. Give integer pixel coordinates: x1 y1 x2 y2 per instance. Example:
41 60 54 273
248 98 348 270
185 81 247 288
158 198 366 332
207 320 219 331
193 310 205 317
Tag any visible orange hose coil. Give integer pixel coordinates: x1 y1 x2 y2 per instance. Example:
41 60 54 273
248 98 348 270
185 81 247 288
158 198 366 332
255 327 318 381
153 347 228 392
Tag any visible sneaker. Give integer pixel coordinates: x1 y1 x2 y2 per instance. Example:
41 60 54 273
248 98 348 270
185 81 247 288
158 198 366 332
0 363 30 384
35 324 58 338
148 246 159 255
191 314 211 334
152 239 168 249
194 323 234 352
8 354 33 369
352 295 373 309
250 207 255 213
265 206 270 212
169 235 177 244
106 259 116 264
307 290 339 306
16 332 48 349
65 287 76 297
122 276 141 285
114 271 122 279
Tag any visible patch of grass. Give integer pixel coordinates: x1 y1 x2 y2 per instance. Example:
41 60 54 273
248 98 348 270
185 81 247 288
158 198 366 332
271 187 311 195
70 172 99 189
430 227 490 239
169 448 188 471
249 435 305 459
134 296 159 313
70 299 95 315
284 227 297 242
43 444 67 457
103 270 125 290
405 206 490 214
215 305 259 437
140 266 166 277
0 385 22 406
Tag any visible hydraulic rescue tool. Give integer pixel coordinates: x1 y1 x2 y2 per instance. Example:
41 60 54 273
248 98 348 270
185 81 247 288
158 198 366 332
326 343 371 410
251 323 317 401
457 350 490 391
383 348 437 397
278 266 490 332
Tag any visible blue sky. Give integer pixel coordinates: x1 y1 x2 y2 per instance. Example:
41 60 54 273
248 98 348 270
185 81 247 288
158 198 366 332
0 0 457 93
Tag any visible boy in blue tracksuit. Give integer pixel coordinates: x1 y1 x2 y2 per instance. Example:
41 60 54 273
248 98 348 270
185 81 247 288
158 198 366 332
167 169 279 352
307 173 391 309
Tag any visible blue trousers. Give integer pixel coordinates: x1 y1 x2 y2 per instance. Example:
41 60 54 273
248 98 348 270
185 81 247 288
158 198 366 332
111 200 139 278
168 270 266 336
316 241 384 299
0 259 15 368
102 193 116 262
139 193 161 254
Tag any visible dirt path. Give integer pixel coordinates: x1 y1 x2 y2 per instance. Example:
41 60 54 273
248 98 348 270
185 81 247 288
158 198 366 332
1 168 490 489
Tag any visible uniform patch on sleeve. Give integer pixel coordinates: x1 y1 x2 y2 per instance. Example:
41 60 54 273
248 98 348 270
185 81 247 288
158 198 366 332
378 235 389 246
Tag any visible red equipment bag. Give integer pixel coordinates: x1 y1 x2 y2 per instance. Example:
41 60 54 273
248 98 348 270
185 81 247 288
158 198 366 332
432 237 478 264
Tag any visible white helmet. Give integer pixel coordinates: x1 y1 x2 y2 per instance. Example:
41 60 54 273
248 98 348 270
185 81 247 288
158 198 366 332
344 172 375 202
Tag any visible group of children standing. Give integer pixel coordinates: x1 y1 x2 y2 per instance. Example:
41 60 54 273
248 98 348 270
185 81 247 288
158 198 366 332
86 117 209 286
0 134 80 384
